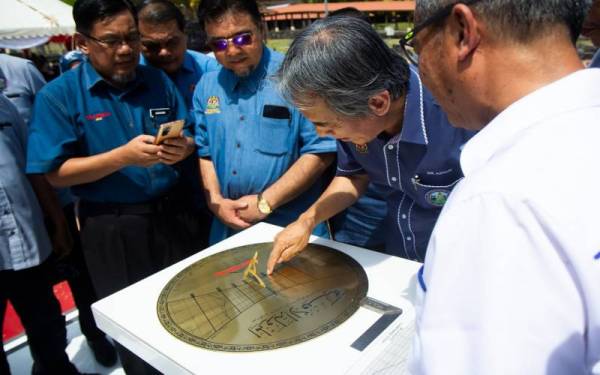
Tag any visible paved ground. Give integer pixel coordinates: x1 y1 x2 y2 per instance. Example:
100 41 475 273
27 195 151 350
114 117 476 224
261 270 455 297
6 312 125 375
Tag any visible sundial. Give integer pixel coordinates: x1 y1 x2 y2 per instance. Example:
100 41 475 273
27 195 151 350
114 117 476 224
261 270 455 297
157 242 368 352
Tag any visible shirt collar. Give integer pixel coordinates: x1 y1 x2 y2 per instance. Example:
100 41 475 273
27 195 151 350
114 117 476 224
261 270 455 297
223 45 270 94
390 66 429 146
180 51 196 73
83 60 147 94
461 68 600 176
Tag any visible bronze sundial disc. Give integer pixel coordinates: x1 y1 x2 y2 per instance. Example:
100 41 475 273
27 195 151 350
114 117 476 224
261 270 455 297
157 242 368 352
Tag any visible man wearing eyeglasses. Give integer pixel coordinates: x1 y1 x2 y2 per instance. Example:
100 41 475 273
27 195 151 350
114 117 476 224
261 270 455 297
193 0 336 244
406 1 600 374
266 17 473 274
26 0 206 373
138 0 219 108
137 0 220 250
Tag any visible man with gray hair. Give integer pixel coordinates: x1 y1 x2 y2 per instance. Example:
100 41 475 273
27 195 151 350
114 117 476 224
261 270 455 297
403 0 600 373
267 17 473 273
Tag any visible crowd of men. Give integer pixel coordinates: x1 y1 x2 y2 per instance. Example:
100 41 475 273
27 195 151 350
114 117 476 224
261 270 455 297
1 0 599 373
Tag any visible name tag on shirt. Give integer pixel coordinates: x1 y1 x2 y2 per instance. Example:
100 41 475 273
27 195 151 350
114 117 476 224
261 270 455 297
262 105 290 120
0 122 12 130
149 107 171 118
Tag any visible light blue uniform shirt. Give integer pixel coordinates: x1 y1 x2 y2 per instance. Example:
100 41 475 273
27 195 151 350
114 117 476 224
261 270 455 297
193 46 336 244
26 61 188 203
0 54 46 124
0 94 51 271
141 50 219 109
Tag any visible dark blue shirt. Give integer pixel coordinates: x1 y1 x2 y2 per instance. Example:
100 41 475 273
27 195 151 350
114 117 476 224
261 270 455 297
26 61 188 203
193 47 336 243
142 50 220 210
336 67 474 261
140 50 219 109
590 49 600 68
331 183 387 251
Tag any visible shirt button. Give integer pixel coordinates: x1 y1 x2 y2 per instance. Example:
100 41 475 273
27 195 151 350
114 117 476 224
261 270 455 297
387 145 394 150
232 170 237 175
391 177 398 182
401 214 407 220
406 236 412 241
236 142 241 148
240 115 245 121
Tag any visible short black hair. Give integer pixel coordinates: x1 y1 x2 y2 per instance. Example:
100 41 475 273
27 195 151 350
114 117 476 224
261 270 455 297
73 0 136 35
137 0 185 32
197 0 262 31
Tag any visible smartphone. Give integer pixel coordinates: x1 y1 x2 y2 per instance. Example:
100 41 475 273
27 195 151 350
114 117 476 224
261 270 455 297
154 119 184 145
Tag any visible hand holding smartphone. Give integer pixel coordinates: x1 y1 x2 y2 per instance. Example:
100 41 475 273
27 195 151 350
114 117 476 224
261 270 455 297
154 119 185 145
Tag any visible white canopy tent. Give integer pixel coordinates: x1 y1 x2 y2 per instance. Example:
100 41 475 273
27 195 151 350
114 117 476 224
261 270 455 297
0 0 74 49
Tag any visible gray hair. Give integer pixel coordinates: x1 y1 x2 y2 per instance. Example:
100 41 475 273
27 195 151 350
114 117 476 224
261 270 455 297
415 0 592 42
275 17 409 118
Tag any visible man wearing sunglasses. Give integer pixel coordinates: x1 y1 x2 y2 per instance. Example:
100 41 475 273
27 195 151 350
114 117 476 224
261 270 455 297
193 0 336 244
267 17 473 274
407 1 600 374
26 0 206 373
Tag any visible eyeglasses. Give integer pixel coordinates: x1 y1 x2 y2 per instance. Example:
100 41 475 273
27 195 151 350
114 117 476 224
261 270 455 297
141 36 183 54
208 32 253 52
80 31 141 49
399 0 483 66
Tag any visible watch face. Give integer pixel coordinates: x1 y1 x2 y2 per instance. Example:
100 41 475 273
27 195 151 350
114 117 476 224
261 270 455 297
258 199 271 214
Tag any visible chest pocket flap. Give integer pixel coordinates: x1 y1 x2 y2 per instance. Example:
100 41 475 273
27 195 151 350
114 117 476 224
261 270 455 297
256 104 291 155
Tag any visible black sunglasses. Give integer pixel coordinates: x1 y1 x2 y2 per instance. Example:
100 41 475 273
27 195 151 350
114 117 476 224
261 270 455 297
399 0 483 65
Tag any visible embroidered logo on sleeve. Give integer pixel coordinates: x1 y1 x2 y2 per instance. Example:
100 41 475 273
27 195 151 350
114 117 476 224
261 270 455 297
425 189 450 207
206 96 221 114
85 112 111 122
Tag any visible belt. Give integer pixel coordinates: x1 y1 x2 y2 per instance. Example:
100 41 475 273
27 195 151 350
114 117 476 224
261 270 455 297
79 192 187 217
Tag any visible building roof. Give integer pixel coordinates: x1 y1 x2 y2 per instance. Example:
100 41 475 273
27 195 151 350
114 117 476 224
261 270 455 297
263 1 415 20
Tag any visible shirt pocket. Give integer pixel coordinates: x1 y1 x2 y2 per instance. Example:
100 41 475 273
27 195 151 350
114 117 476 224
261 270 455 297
411 175 462 209
147 108 174 135
255 117 291 156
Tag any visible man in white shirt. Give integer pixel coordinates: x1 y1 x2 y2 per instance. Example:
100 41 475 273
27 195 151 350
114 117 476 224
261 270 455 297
403 0 600 373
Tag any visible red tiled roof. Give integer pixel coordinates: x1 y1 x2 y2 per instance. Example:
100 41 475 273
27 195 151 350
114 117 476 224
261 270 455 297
263 1 415 20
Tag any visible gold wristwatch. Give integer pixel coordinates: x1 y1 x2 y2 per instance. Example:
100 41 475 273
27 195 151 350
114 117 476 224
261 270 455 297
257 193 272 215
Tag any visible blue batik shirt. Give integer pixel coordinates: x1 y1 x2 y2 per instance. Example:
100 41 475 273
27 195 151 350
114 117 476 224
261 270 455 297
26 61 188 203
193 46 336 244
0 94 51 271
336 67 475 261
